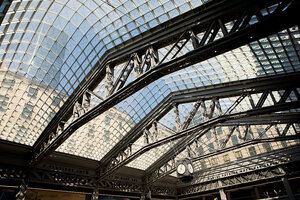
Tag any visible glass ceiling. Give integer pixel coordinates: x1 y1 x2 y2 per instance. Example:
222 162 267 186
0 0 208 145
0 0 300 172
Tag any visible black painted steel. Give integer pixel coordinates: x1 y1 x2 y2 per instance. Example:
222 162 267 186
31 0 300 166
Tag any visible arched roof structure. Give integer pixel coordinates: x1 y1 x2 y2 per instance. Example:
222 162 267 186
0 0 300 198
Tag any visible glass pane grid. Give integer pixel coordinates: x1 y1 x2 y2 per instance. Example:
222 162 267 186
0 0 299 175
0 0 198 145
126 138 180 170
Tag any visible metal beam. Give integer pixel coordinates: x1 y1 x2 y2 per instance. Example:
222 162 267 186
178 165 295 197
1 143 300 197
178 146 300 197
192 137 300 164
171 74 300 105
99 98 174 166
30 0 300 166
148 86 300 172
281 176 296 200
145 89 300 182
147 134 300 184
99 100 300 180
0 162 175 198
182 100 202 130
32 0 237 156
218 113 300 126
97 73 300 178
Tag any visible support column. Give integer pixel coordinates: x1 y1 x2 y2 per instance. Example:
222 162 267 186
279 167 295 200
16 179 28 200
92 186 99 200
282 176 295 200
218 180 227 200
105 64 114 98
219 188 227 200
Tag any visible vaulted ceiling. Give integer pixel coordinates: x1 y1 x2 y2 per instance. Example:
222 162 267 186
0 0 300 198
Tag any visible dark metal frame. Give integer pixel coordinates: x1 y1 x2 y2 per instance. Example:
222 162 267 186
1 143 300 198
1 0 300 198
30 0 300 167
178 146 300 197
96 72 300 181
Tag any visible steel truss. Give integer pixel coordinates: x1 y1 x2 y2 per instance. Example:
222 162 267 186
144 84 300 184
179 166 289 197
147 135 300 184
178 146 300 197
94 72 300 181
2 73 298 197
0 163 175 198
190 144 300 183
29 169 144 194
1 146 300 198
218 113 300 126
30 0 300 167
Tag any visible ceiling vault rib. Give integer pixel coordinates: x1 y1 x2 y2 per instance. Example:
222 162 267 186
178 145 300 196
94 73 300 181
30 0 300 167
97 98 300 180
100 72 300 166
